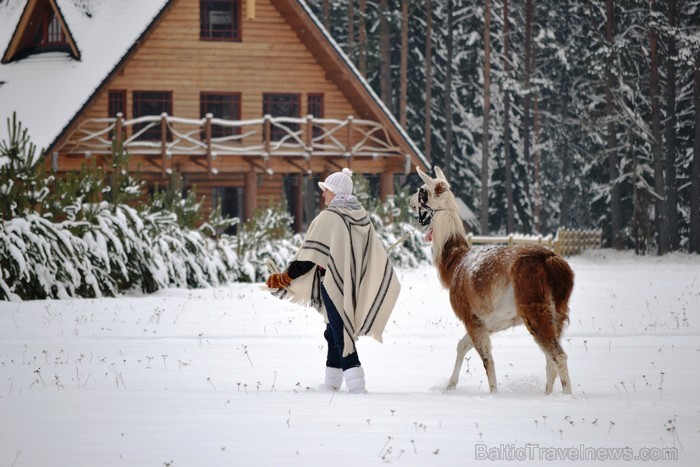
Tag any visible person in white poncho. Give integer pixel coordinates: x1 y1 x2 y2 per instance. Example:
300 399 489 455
265 168 401 394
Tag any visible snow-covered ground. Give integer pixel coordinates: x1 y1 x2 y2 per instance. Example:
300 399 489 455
1 250 699 466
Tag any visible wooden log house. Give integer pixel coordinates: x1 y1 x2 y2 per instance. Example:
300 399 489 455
0 0 429 231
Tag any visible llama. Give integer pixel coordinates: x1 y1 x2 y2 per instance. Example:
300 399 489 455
409 167 574 395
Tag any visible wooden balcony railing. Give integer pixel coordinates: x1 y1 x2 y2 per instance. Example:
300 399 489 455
59 113 409 175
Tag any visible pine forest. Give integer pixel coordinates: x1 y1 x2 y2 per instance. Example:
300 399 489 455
308 0 700 254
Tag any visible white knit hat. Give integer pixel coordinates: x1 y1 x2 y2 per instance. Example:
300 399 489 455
318 168 353 195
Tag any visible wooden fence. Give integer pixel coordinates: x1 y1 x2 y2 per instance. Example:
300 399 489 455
465 228 603 256
552 228 604 256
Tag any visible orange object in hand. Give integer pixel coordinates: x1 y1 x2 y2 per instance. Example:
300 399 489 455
266 271 292 289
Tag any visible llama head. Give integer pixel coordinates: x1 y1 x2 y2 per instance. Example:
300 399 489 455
409 166 457 226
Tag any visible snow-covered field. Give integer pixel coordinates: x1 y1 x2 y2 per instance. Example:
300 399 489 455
1 250 699 466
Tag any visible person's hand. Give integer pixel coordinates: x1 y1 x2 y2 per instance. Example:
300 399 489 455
266 271 292 289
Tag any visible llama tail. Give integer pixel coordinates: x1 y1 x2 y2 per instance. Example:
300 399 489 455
545 254 574 321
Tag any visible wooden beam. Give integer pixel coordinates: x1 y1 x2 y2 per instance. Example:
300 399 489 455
292 173 303 233
283 156 309 173
379 171 394 202
244 171 257 222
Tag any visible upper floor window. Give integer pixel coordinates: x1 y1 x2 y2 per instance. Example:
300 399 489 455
133 91 173 141
200 92 241 139
108 90 127 118
263 93 300 141
32 4 67 47
200 0 241 41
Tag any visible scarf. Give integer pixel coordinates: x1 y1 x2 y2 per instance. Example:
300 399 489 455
272 200 401 356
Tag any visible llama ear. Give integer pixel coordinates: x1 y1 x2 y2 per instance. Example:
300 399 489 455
434 166 447 181
416 166 436 187
434 181 450 197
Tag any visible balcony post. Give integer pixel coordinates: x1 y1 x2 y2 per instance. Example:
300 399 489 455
305 115 313 153
305 115 313 172
264 115 272 157
206 113 213 178
345 116 353 170
161 112 168 177
115 112 123 149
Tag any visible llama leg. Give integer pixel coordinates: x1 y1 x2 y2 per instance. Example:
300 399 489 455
540 343 572 395
517 301 572 395
472 331 497 393
447 333 474 390
545 356 557 395
550 345 572 394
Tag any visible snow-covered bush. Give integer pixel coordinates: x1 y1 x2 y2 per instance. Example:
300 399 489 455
355 176 432 267
0 214 106 299
0 112 53 220
226 202 303 282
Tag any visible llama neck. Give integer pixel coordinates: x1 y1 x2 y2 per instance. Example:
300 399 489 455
436 234 470 287
431 210 469 287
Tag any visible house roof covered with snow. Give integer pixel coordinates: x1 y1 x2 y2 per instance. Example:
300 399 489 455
0 0 170 154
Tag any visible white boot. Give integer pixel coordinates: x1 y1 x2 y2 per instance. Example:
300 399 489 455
343 366 367 394
324 367 344 390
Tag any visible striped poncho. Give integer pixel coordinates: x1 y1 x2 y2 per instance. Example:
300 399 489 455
273 200 401 356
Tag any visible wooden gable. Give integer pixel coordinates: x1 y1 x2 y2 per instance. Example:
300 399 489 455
47 0 426 172
1 0 80 64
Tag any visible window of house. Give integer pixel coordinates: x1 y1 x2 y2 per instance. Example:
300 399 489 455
33 5 67 46
263 93 300 141
108 90 127 118
212 187 243 234
200 0 241 41
133 91 173 141
200 92 241 140
307 93 324 139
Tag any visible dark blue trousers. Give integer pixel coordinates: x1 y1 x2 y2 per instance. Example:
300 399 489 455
321 285 361 371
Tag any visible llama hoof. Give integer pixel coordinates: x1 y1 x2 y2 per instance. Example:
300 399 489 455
446 382 457 390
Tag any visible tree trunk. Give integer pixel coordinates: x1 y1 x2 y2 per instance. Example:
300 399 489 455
400 0 408 128
358 0 367 76
664 0 679 250
503 0 514 233
348 0 355 60
523 0 533 169
444 0 454 180
523 0 533 233
322 0 330 31
631 128 650 254
424 0 433 161
379 0 392 108
534 92 542 233
649 0 669 254
480 0 491 234
606 0 622 249
560 91 571 227
691 53 700 254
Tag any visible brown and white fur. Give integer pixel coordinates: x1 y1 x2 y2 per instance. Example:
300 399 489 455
409 167 574 395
